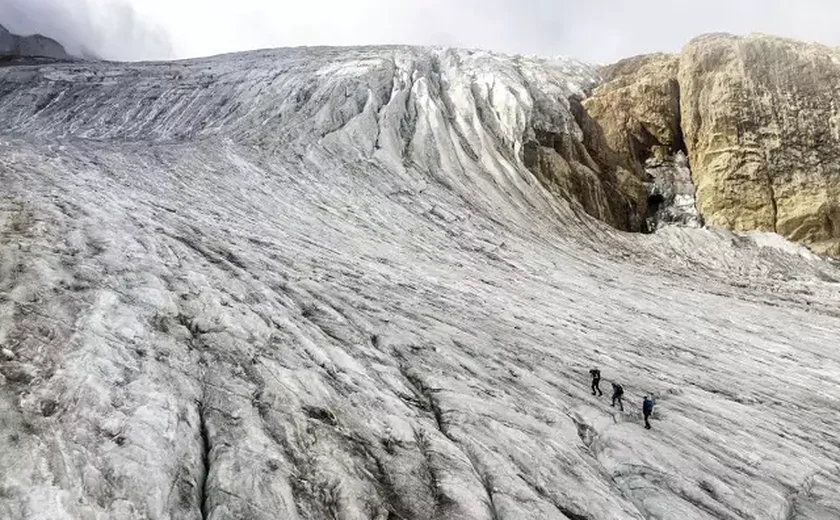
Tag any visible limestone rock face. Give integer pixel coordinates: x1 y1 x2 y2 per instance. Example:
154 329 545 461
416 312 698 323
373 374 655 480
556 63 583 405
582 53 682 174
679 34 840 255
522 97 648 232
580 53 691 233
582 35 840 254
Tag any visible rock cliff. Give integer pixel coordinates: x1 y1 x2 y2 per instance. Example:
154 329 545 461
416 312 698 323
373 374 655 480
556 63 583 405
583 53 682 173
0 23 71 61
581 53 699 231
522 96 649 232
680 34 840 255
584 34 840 254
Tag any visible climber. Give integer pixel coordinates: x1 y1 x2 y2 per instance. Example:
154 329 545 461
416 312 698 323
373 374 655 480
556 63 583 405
589 368 602 396
643 396 654 429
611 382 624 411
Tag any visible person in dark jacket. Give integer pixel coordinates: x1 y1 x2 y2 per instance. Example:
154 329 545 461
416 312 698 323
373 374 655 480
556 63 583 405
589 368 602 396
611 383 624 411
643 396 654 429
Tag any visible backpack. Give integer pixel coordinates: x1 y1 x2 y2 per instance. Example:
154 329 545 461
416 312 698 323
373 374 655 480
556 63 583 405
590 369 600 379
614 384 623 395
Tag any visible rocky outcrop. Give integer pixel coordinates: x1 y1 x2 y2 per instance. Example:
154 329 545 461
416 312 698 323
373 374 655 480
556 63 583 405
583 53 683 174
0 24 71 61
580 53 695 233
522 97 649 232
679 34 840 256
583 34 840 255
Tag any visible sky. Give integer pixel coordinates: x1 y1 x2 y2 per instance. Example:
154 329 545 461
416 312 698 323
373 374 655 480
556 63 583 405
1 0 839 63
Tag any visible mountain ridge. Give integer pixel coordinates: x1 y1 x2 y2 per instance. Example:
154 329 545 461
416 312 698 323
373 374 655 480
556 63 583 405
0 23 71 61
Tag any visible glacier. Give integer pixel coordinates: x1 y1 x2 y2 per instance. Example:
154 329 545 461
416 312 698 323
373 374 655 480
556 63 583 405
1 46 840 520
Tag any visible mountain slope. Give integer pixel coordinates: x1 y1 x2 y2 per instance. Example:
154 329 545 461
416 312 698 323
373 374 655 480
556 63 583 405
0 23 70 61
1 46 840 520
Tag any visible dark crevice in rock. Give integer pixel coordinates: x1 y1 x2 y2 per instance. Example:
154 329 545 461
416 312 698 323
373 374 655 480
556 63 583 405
671 80 688 156
764 168 779 234
647 193 665 215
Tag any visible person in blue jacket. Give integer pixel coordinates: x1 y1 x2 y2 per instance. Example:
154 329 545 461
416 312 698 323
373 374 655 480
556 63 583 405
642 396 654 429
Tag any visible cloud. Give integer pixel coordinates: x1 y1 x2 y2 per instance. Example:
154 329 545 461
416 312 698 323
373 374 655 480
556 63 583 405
0 0 173 60
2 0 840 63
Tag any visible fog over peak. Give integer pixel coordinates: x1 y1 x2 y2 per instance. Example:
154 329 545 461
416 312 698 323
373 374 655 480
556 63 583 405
0 0 173 60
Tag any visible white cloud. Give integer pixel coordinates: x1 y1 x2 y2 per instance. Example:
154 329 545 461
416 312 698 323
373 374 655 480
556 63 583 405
0 0 172 60
1 0 839 62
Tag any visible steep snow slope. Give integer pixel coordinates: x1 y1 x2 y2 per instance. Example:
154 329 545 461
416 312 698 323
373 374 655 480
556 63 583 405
1 47 840 520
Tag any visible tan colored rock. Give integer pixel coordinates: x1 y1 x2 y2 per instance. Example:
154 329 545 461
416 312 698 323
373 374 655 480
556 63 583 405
524 53 686 233
583 34 840 255
679 34 840 255
583 53 682 173
523 97 648 232
580 53 697 232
